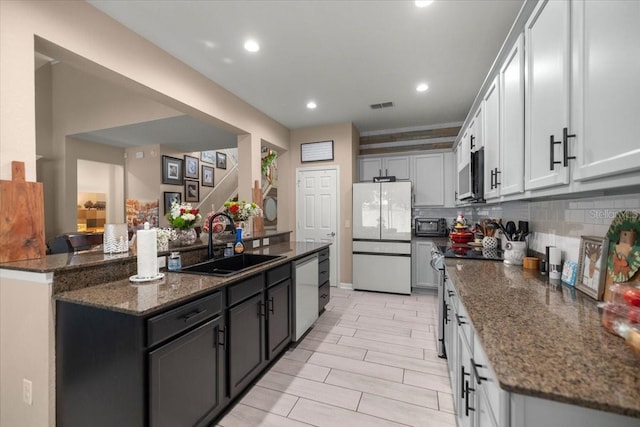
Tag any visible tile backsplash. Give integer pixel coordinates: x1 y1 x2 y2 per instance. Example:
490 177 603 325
414 192 640 263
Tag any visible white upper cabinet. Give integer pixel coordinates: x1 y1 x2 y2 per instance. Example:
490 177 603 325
384 156 411 180
483 77 500 200
358 155 410 182
499 34 525 197
457 130 472 200
471 105 484 152
570 0 640 181
524 0 571 191
412 153 444 206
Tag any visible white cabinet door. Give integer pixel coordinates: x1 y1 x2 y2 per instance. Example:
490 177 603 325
500 33 525 196
571 0 640 181
457 130 472 200
358 157 383 182
524 0 571 191
483 77 500 200
358 156 411 182
471 106 484 152
384 156 411 181
412 240 437 289
412 154 444 206
443 151 456 207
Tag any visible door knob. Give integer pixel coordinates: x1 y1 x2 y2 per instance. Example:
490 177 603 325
326 232 336 237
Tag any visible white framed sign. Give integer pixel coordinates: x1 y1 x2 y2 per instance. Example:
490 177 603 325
301 140 334 163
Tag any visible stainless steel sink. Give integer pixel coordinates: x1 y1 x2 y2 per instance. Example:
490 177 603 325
178 253 284 277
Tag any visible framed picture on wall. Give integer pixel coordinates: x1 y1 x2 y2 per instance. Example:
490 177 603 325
184 155 199 180
202 165 214 187
163 192 181 214
185 180 199 202
201 150 216 164
161 155 183 185
216 152 227 169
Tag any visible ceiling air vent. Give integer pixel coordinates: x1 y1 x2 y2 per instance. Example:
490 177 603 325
370 102 394 110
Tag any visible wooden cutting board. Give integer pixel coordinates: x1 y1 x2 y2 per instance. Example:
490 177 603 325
0 161 46 262
252 180 265 235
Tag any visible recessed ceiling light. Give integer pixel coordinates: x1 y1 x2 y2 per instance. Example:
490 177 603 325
306 101 317 109
244 39 260 52
204 40 216 49
415 1 434 7
416 83 429 92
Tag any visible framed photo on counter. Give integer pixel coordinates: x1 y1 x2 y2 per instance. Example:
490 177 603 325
576 236 609 300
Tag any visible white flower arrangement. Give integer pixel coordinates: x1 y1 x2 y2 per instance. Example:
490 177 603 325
166 201 201 229
224 200 263 222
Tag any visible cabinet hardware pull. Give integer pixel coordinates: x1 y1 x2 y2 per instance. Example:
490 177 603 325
461 365 470 399
444 303 449 324
490 169 495 189
268 297 275 314
447 290 455 297
182 308 206 322
456 314 467 326
258 301 266 317
465 380 476 416
494 168 501 187
549 134 562 170
470 135 475 150
471 357 488 384
563 127 576 166
217 327 226 348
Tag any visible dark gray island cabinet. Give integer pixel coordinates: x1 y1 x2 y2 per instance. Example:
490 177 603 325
56 262 294 427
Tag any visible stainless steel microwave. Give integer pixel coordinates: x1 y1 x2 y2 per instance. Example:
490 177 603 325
414 218 448 237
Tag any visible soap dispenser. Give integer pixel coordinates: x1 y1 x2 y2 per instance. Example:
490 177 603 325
234 227 245 254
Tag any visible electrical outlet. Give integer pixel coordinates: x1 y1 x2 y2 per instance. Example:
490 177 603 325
23 379 32 405
157 256 166 269
263 238 270 246
252 239 260 248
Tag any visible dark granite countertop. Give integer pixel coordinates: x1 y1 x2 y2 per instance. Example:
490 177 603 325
0 230 291 274
54 241 328 316
445 258 640 418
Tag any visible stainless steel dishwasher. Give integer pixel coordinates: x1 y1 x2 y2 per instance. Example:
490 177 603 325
292 253 319 341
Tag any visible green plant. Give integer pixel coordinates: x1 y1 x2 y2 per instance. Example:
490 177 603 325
261 152 278 176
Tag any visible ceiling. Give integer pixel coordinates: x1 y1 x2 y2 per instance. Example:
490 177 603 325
86 0 524 136
72 115 238 152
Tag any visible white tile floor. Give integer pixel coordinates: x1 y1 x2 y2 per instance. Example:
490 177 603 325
218 287 455 427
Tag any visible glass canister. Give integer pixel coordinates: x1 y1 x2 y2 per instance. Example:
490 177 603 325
168 252 182 271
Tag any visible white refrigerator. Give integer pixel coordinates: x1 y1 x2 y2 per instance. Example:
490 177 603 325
352 181 412 294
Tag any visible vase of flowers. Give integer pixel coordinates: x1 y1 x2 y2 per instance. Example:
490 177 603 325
166 201 201 246
223 200 263 237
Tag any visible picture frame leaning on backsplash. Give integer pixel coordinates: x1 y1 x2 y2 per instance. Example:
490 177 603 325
576 235 609 300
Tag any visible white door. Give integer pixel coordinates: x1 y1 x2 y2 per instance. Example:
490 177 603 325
296 168 338 287
499 33 525 196
524 0 571 191
571 0 640 181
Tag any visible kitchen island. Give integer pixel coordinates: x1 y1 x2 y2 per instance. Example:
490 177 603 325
53 240 330 427
444 258 639 425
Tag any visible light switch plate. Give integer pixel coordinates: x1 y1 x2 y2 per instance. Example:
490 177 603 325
263 238 270 246
252 240 260 248
158 256 166 269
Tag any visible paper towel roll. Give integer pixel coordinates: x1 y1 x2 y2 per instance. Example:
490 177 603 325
136 222 158 278
549 247 562 266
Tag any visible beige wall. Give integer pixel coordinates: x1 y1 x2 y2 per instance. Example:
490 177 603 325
0 2 291 426
290 123 359 285
0 271 54 427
